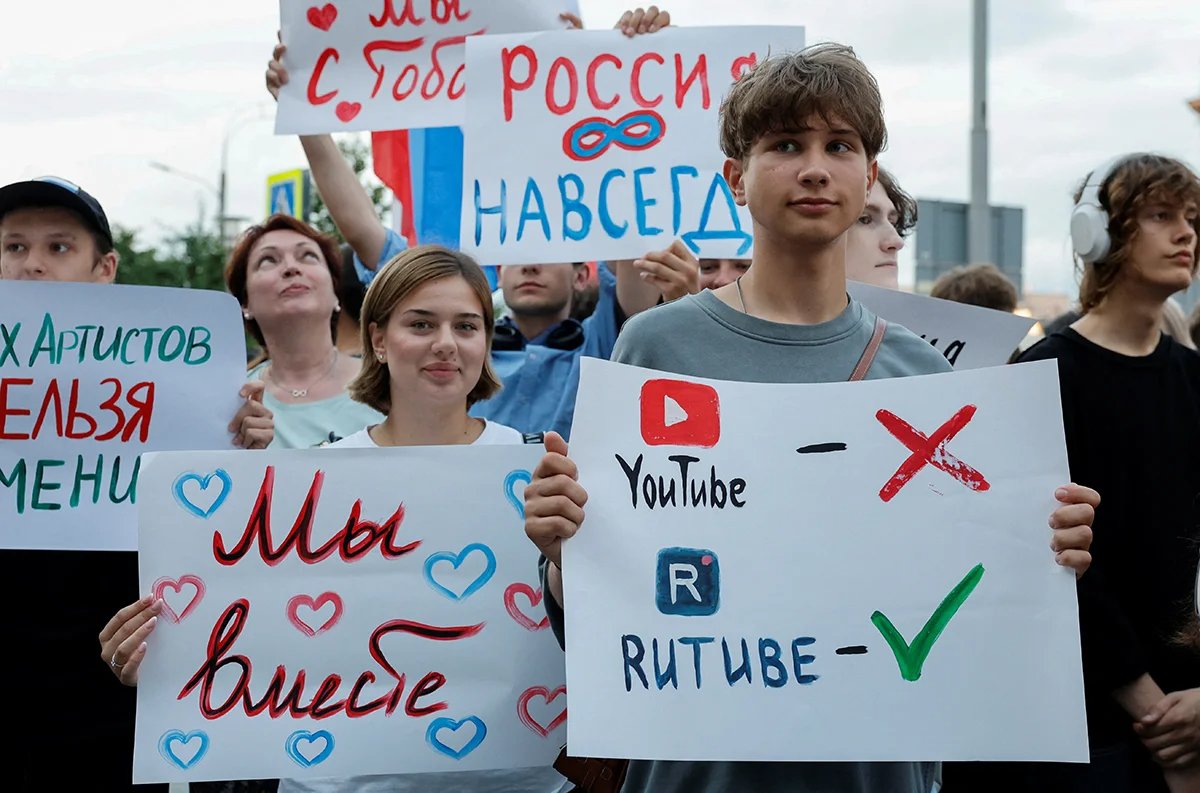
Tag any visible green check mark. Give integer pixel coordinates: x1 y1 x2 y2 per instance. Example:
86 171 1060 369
871 563 985 682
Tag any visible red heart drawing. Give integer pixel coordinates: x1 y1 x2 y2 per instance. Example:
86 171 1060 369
335 101 362 123
504 583 549 632
731 53 758 80
307 4 338 31
517 686 567 737
152 575 206 623
287 592 344 637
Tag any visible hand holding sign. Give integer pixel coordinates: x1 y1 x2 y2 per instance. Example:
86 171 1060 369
99 594 163 686
523 431 585 571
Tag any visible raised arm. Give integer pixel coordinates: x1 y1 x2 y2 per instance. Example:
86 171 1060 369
266 37 389 271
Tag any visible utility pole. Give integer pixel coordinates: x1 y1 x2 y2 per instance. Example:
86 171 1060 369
968 0 991 264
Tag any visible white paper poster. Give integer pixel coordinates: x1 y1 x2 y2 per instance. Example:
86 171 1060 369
562 358 1087 762
276 0 579 134
0 282 244 551
134 445 565 783
462 26 805 264
849 281 1037 369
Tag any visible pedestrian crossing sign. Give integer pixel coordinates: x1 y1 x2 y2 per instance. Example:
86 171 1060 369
266 169 311 219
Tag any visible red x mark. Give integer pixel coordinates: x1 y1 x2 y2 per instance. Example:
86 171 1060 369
876 405 990 502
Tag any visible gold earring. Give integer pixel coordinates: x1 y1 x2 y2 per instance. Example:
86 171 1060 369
375 351 385 363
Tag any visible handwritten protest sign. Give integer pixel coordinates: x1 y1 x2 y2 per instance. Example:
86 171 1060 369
0 282 243 551
276 0 577 134
134 445 565 783
849 282 1037 368
562 358 1087 761
461 26 804 264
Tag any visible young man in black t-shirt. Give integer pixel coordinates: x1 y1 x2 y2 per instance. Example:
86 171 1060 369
945 154 1200 793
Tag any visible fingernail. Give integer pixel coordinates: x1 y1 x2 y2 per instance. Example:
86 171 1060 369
141 593 154 605
147 616 158 629
1048 516 1057 528
1055 487 1068 500
138 641 148 653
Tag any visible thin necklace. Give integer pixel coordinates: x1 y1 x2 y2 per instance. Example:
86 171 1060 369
735 276 749 315
267 349 338 399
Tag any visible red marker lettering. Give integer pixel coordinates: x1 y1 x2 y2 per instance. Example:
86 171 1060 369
307 48 340 106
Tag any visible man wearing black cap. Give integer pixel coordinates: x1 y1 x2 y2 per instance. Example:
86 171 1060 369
0 177 162 791
0 176 119 282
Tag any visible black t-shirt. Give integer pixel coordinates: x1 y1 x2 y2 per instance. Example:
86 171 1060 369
1023 329 1200 738
946 328 1200 793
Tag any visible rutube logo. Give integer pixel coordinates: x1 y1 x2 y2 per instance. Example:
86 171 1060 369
639 379 721 448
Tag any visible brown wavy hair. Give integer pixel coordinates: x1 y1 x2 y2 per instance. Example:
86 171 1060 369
349 245 501 414
224 214 342 352
719 43 887 162
876 167 918 238
1076 154 1200 312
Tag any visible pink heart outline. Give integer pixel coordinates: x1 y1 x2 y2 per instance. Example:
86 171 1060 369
306 4 338 31
517 685 567 737
152 575 206 623
287 592 344 637
335 101 362 123
504 583 549 632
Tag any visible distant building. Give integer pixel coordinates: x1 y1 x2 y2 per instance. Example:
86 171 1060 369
914 199 1024 296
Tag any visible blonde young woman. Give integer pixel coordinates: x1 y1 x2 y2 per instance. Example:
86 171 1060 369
100 245 566 793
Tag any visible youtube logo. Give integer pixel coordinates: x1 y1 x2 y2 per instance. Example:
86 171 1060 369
640 379 721 448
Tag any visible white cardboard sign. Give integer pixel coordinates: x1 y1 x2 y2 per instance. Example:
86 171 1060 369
461 26 805 264
849 281 1037 369
134 445 565 783
562 357 1087 762
276 0 579 134
0 282 244 551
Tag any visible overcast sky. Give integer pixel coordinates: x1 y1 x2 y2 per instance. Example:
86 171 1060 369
3 0 1197 293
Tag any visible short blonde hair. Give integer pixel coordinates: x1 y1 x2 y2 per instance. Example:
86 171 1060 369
348 245 501 414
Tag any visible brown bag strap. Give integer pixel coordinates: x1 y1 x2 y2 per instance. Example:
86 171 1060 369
848 316 888 382
555 748 629 793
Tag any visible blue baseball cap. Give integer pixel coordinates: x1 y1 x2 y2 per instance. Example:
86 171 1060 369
0 176 113 248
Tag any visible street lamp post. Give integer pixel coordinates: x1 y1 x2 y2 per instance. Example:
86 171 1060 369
968 0 991 265
150 104 270 249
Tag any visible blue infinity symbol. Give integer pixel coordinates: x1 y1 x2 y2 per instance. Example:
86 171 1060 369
564 110 666 161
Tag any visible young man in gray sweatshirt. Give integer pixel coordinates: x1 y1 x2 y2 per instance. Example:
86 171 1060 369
523 42 1099 793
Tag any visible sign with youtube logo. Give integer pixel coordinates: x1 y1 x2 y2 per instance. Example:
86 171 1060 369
639 379 721 448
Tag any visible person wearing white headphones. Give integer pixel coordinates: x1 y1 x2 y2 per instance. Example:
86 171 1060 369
947 154 1200 793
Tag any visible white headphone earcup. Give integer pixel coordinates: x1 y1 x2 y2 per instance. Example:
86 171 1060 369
1070 204 1111 263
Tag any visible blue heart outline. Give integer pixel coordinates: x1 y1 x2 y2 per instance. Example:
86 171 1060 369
426 716 488 760
158 729 209 770
285 729 335 768
423 543 497 601
504 469 532 519
172 469 232 519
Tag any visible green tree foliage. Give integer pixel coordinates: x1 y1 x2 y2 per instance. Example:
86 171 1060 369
308 135 390 241
115 135 387 289
113 222 226 291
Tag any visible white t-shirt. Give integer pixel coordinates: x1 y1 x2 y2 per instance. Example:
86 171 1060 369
280 419 566 793
332 420 523 448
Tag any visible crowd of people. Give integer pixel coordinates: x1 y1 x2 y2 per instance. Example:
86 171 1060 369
1 4 1198 793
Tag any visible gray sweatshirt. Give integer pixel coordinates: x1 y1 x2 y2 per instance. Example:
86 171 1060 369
544 290 951 793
